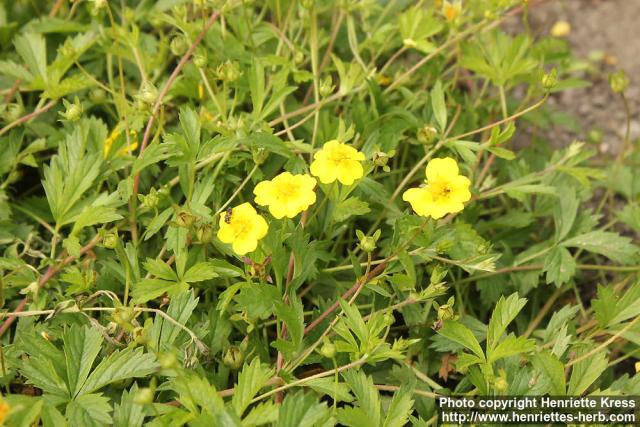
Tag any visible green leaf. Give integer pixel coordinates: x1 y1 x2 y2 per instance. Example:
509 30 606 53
66 393 112 427
144 258 178 281
342 369 381 427
149 290 199 352
592 282 640 327
43 73 95 99
431 80 447 132
553 185 579 242
113 384 145 427
63 325 103 398
543 246 576 287
14 32 47 84
232 358 274 417
532 351 566 395
568 350 607 395
562 230 639 264
182 261 219 283
486 293 527 352
487 146 515 160
306 377 354 403
277 391 329 427
334 197 371 222
437 320 485 360
383 383 415 427
78 348 158 396
487 335 535 363
131 278 188 304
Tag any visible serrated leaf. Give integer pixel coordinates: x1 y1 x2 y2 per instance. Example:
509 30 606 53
63 325 103 398
342 370 381 427
66 393 112 427
277 391 329 427
14 32 47 84
383 383 415 427
78 348 158 396
562 230 639 264
431 80 447 132
553 185 579 242
182 261 219 283
568 350 607 395
232 358 274 417
532 351 566 395
438 320 485 360
486 293 527 352
334 197 370 222
487 335 535 363
543 246 576 287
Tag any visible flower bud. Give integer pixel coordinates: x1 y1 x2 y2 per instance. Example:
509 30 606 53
609 70 629 94
541 69 558 91
417 125 438 145
550 20 571 38
113 307 134 326
193 53 207 68
59 40 76 58
89 88 106 103
138 80 158 105
223 346 244 370
170 36 188 56
403 39 417 49
319 75 334 97
251 147 269 165
494 376 508 392
294 51 304 65
196 223 214 244
102 232 118 249
60 97 83 122
2 103 24 123
133 326 148 345
143 188 159 209
158 351 178 369
216 60 242 82
356 229 380 253
320 340 336 359
175 209 196 228
372 150 395 172
133 388 154 405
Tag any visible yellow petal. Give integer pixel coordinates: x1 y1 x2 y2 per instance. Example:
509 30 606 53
310 158 338 184
232 237 258 255
217 223 235 243
336 161 363 185
425 157 459 183
449 175 471 202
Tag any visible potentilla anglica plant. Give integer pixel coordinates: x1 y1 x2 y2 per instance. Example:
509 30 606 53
0 0 638 425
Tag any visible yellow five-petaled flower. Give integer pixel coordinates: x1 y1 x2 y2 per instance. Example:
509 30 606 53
217 203 268 255
254 172 317 219
402 157 471 219
310 140 365 185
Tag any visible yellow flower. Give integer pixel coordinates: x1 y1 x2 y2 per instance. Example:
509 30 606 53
310 140 365 185
550 21 571 38
0 399 9 425
402 157 471 219
103 128 139 158
253 172 317 218
443 1 462 22
217 203 268 255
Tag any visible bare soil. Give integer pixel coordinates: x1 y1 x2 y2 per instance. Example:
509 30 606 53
517 0 640 153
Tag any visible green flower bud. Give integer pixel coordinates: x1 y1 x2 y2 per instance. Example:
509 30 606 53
319 75 334 97
2 103 24 123
196 223 214 244
193 53 208 68
102 232 118 249
59 40 76 58
494 376 508 392
587 128 603 144
216 60 242 82
60 97 83 122
417 125 438 145
170 36 188 56
251 147 269 165
175 209 196 228
158 352 178 369
223 346 244 370
133 388 154 405
143 188 159 209
541 69 558 91
320 340 336 359
294 51 304 65
372 150 395 172
89 88 106 103
133 326 148 345
356 229 381 253
138 80 158 105
609 70 629 94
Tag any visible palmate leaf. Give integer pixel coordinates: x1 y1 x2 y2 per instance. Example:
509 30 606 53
562 230 640 265
383 382 415 427
149 290 199 352
78 347 158 396
113 384 146 427
277 391 329 427
486 293 527 352
437 320 485 360
66 393 112 427
63 325 103 398
232 358 274 417
340 370 381 427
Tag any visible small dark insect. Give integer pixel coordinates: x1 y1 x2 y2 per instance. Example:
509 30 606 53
224 208 233 224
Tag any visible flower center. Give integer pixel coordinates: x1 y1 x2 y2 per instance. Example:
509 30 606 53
428 180 453 201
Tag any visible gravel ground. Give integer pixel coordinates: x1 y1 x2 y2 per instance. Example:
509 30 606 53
512 0 640 153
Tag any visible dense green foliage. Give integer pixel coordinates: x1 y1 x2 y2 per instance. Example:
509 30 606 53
0 0 638 425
